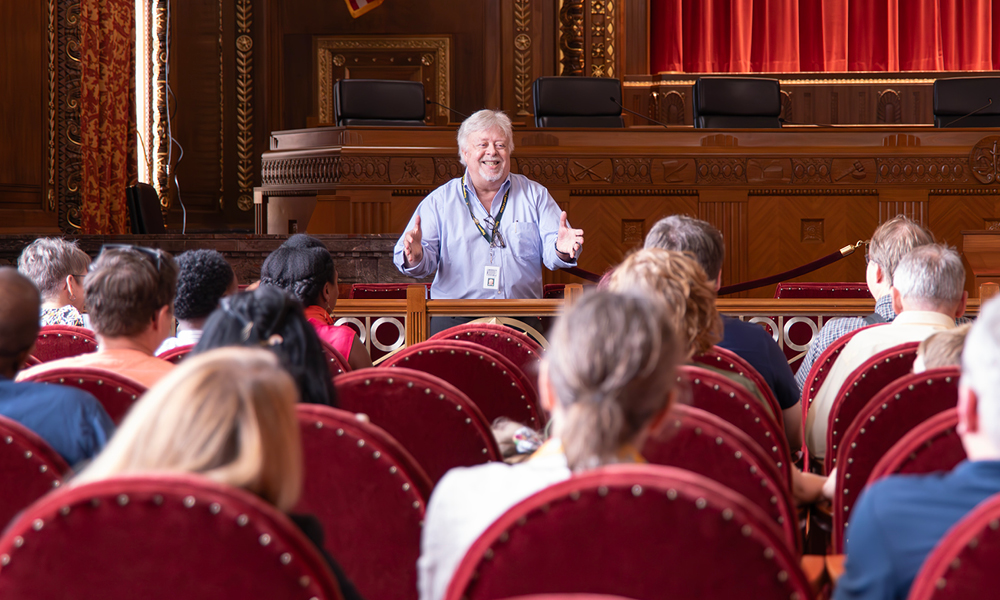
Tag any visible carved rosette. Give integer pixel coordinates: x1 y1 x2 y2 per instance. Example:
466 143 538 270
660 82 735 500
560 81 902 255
589 0 615 77
515 158 570 184
236 0 254 210
696 159 747 184
340 157 390 184
611 158 652 184
876 158 968 184
514 0 532 116
558 0 584 76
58 1 83 231
970 137 1000 184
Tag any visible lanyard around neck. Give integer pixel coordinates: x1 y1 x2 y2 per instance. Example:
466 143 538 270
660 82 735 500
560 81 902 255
461 175 509 245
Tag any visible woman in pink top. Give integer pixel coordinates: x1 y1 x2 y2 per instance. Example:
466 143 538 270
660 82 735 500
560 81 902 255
259 235 373 371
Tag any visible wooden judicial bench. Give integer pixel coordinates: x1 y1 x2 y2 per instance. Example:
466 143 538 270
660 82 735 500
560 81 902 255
255 125 1000 298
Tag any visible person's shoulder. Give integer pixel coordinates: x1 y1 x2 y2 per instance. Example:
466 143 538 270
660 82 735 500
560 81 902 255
3 377 101 408
723 317 774 345
860 471 951 519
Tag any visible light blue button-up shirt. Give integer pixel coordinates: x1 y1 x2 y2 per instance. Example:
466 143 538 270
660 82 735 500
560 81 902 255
393 172 578 299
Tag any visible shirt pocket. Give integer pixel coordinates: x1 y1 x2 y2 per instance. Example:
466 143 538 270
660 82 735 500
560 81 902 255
508 221 541 257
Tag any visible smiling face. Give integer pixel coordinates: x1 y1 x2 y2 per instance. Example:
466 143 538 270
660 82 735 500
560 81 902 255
461 127 510 189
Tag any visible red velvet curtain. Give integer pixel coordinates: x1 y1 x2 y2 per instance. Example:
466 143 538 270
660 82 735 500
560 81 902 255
651 0 999 73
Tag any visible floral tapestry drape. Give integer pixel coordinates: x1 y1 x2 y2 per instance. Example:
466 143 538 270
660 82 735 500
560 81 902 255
651 0 1000 74
79 0 135 234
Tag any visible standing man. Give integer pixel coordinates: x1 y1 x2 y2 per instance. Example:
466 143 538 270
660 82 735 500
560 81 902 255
394 110 584 335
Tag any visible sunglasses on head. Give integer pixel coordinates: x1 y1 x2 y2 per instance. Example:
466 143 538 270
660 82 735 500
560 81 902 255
99 243 163 272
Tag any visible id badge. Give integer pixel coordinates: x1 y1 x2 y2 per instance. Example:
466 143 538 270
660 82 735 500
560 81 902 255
483 265 500 290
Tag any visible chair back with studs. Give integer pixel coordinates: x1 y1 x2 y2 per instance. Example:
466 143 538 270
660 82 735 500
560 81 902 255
825 342 920 474
0 415 69 530
642 405 799 553
907 491 1000 600
832 367 960 552
774 282 873 299
868 408 965 484
692 346 783 425
0 473 342 600
430 323 543 391
18 367 146 425
334 368 501 484
445 464 813 600
319 339 351 377
380 340 544 429
157 344 194 365
678 365 791 486
295 405 431 600
31 326 98 363
348 283 430 299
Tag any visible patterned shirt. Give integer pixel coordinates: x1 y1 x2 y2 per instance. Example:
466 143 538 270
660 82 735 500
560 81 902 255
793 294 896 390
40 305 85 327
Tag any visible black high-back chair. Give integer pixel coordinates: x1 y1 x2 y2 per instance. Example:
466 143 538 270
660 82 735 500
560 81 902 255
333 79 427 127
532 77 624 128
125 183 166 234
933 77 1000 127
693 77 781 129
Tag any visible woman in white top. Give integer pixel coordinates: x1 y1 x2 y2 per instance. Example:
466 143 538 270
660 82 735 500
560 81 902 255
417 290 682 600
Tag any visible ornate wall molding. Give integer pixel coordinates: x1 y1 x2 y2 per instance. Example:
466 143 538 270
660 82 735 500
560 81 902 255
589 0 615 77
236 0 254 211
513 0 532 116
218 0 225 208
558 0 584 76
154 0 169 212
57 1 83 231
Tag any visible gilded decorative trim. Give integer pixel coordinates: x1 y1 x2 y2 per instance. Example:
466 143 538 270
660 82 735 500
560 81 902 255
154 0 170 212
557 0 584 76
58 1 83 231
588 0 615 77
513 0 532 116
218 0 225 208
47 0 56 212
315 37 451 123
236 0 254 210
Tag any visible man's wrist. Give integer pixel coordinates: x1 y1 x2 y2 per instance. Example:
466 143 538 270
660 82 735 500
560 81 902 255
555 241 573 261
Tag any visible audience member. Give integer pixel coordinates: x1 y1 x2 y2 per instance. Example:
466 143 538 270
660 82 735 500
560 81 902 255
806 244 967 459
157 249 237 355
260 234 372 370
0 268 113 467
491 417 543 464
795 215 934 388
72 347 363 600
18 245 178 389
834 297 1000 600
17 237 92 327
193 285 337 406
644 215 803 446
913 323 971 373
418 290 681 600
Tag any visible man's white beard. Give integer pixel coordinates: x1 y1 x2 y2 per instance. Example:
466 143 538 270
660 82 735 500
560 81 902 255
479 158 504 182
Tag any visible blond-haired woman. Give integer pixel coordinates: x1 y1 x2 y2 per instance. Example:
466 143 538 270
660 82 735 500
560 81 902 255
17 237 91 327
74 347 364 600
418 290 682 600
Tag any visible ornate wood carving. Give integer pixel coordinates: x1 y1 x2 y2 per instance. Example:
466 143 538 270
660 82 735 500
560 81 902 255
236 0 254 211
876 158 967 184
970 137 1000 184
340 157 390 184
58 1 83 231
791 159 833 184
218 0 224 208
589 0 616 77
780 90 792 121
154 0 169 213
697 159 747 184
877 89 902 124
514 158 570 184
47 0 57 213
621 219 644 244
801 219 824 243
434 158 463 183
611 158 651 184
558 0 584 76
513 0 532 116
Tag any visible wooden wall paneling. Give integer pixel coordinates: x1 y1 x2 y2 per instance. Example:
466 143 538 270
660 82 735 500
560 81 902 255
698 189 749 296
623 0 648 75
929 192 1000 297
746 193 878 298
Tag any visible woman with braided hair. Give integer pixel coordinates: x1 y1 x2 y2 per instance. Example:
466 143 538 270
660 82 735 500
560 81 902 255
260 235 372 371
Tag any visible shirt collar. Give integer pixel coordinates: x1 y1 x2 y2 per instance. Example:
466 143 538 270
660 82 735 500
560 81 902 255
303 304 334 325
891 310 957 328
462 170 512 202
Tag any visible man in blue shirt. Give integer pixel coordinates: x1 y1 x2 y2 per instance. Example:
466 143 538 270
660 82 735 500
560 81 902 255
835 296 1000 600
394 110 584 334
0 267 114 467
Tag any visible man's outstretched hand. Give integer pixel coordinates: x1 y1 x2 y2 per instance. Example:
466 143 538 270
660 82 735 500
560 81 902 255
403 215 423 267
555 211 584 259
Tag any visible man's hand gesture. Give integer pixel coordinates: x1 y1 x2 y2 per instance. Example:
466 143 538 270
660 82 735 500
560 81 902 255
555 211 584 259
403 216 423 267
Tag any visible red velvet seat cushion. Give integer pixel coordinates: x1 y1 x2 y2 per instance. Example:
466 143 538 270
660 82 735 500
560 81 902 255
0 415 68 530
430 323 544 390
868 408 966 483
19 367 146 425
32 325 98 363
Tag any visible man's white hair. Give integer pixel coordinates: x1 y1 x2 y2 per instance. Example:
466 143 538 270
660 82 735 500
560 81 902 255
892 244 965 306
963 297 1000 445
456 110 514 166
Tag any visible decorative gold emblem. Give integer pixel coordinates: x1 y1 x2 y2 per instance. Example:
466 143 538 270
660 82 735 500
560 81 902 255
970 136 1000 184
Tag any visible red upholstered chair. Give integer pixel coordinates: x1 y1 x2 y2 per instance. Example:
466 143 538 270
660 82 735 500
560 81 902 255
0 415 68 530
868 408 965 483
0 474 342 600
825 342 920 474
157 344 194 365
430 323 544 389
295 405 431 600
774 282 872 299
907 492 1000 600
19 367 146 425
679 365 792 486
381 340 544 429
334 368 501 484
31 325 97 363
319 339 351 377
349 283 430 299
445 465 814 600
502 596 634 600
831 367 960 552
642 405 799 553
692 346 784 427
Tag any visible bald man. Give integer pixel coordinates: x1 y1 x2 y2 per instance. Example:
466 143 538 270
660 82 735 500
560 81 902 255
0 267 114 467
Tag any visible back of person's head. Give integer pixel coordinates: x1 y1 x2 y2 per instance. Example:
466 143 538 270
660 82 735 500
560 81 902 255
868 215 935 286
961 298 1000 447
916 323 971 372
17 237 91 301
193 286 337 407
259 243 334 308
281 234 328 250
891 244 965 311
85 246 178 338
457 109 514 164
174 249 236 322
0 268 42 374
547 290 681 472
644 215 725 281
606 248 722 358
74 347 303 511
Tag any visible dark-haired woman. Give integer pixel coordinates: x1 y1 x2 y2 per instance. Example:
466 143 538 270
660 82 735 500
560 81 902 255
260 235 372 370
